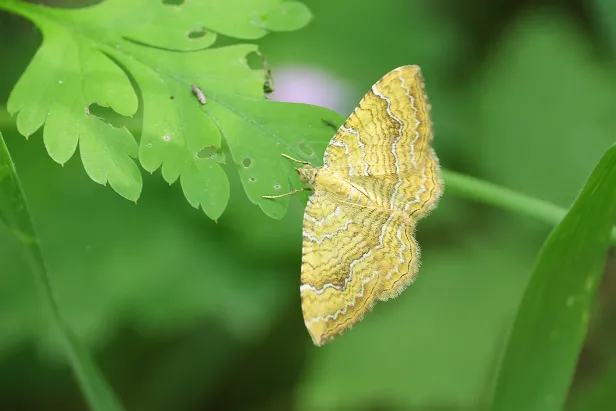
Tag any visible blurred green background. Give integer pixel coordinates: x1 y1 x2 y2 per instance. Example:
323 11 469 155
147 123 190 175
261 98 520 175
1 0 616 410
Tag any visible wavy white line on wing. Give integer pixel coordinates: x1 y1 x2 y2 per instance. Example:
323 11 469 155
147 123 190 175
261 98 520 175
398 73 421 167
305 270 380 324
384 223 408 280
302 219 353 245
339 125 369 176
301 214 395 296
403 163 428 215
371 84 404 174
304 206 342 226
328 140 355 176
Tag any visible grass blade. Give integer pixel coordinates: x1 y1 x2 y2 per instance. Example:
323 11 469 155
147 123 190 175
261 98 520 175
0 131 125 411
489 144 616 411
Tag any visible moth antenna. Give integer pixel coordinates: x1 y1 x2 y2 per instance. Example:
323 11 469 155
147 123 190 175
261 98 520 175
281 153 312 165
262 187 311 199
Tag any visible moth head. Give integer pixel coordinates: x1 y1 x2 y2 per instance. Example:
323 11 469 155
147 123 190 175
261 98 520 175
297 165 317 187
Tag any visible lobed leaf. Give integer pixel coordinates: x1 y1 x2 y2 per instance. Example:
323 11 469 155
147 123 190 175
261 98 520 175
2 0 337 220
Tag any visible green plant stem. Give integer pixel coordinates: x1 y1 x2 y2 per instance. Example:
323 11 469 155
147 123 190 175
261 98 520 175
442 168 616 245
0 132 125 411
22 243 120 410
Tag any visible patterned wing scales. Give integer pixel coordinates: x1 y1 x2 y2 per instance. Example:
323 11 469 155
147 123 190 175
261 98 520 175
376 222 419 302
323 65 433 177
346 148 443 218
300 191 416 345
294 65 444 345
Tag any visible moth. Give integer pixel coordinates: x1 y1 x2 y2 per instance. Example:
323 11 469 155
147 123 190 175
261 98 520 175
264 66 443 345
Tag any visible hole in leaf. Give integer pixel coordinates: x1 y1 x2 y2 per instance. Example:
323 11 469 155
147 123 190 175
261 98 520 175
246 51 264 70
162 0 184 5
197 146 226 163
242 157 252 168
298 141 314 157
245 51 274 94
198 146 217 159
273 184 281 190
248 177 257 183
162 135 171 142
188 28 207 39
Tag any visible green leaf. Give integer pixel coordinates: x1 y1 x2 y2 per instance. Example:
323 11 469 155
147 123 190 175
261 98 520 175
0 130 125 411
2 0 335 220
186 0 313 37
489 144 616 411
